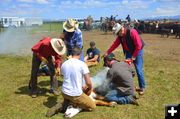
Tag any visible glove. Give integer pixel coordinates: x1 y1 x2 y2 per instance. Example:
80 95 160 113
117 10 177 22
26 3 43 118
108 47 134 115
60 33 65 39
41 57 48 64
55 68 61 75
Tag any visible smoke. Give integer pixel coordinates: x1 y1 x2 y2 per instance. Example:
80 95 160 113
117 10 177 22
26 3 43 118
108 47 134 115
90 68 112 95
0 27 36 55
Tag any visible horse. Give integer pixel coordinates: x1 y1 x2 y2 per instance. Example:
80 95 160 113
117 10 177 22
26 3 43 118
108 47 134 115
100 17 116 33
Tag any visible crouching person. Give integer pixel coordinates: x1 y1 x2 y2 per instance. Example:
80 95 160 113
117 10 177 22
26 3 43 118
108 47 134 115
103 53 139 105
46 46 96 117
29 38 66 98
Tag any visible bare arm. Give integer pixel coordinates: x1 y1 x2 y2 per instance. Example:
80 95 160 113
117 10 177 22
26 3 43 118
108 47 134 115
87 55 99 62
84 73 92 95
84 55 89 62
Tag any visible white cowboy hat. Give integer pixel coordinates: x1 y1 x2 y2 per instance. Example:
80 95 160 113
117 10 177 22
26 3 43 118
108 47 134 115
112 23 123 35
63 19 79 32
50 38 66 55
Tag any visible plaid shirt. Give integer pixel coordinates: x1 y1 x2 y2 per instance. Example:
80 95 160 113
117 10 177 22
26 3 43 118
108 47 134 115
63 29 83 56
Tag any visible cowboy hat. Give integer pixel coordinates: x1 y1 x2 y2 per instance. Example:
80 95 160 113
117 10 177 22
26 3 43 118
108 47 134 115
50 38 66 55
63 19 79 32
112 23 123 35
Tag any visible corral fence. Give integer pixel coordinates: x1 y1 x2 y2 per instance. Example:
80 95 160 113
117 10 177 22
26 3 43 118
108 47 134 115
0 21 64 34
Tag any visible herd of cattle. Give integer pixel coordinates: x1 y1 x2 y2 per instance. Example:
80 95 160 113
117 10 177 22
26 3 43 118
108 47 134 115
133 21 180 39
80 18 180 39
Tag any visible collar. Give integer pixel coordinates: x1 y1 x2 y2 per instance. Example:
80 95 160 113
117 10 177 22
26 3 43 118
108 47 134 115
109 60 116 67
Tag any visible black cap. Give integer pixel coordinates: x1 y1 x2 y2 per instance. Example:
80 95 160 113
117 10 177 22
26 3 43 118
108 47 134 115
103 53 115 67
90 41 95 46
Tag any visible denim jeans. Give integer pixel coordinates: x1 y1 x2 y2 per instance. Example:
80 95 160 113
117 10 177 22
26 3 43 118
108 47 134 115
29 54 58 93
125 49 146 89
105 90 131 104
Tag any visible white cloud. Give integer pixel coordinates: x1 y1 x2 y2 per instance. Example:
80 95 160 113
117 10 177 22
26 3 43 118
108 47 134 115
60 0 118 9
1 0 11 5
17 0 33 2
154 7 180 16
2 0 11 2
156 0 180 2
1 0 180 19
17 0 49 4
18 4 31 7
0 5 42 17
122 0 128 4
36 0 49 4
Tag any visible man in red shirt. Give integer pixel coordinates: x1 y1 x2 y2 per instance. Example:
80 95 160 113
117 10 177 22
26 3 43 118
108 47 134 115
102 23 146 95
29 38 66 98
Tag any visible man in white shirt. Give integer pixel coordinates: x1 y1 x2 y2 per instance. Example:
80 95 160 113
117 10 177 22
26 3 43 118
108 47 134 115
46 46 96 117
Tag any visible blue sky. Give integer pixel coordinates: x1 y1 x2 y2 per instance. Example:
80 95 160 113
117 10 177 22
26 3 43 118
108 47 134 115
0 0 180 20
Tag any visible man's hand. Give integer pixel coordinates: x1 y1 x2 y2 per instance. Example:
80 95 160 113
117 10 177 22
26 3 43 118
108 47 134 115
67 55 72 60
82 86 92 96
41 57 48 64
131 57 136 61
101 53 108 59
55 68 61 75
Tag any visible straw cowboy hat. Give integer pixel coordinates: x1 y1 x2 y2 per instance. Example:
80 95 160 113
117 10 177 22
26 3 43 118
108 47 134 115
112 23 123 35
50 38 66 55
63 19 79 32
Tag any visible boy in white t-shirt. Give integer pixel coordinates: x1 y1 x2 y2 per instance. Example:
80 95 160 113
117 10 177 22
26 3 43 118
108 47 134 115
46 46 96 117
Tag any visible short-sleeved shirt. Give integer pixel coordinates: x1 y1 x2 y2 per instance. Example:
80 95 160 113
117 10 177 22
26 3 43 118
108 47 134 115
61 58 89 96
86 48 100 62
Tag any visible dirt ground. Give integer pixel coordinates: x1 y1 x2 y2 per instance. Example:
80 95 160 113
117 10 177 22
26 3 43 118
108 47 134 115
80 30 180 62
31 30 180 62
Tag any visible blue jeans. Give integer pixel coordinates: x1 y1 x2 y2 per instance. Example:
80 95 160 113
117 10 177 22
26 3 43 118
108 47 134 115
105 90 131 104
126 49 146 89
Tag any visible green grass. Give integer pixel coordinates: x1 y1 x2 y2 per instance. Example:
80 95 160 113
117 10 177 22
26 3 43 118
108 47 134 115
30 22 63 33
0 21 63 34
0 49 179 119
0 28 180 119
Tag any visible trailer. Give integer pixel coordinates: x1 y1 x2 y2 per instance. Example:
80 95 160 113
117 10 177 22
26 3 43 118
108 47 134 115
0 17 43 28
0 17 25 28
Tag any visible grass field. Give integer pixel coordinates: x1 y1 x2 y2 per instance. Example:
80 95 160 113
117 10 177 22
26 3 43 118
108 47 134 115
0 29 180 119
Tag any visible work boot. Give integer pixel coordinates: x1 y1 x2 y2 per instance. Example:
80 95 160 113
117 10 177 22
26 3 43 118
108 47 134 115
46 103 63 117
31 92 37 98
136 88 145 95
133 92 139 99
138 89 145 95
129 95 139 106
49 89 59 96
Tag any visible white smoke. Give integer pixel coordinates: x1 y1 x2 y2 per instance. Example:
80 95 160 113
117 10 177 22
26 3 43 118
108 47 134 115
0 27 36 55
90 67 112 95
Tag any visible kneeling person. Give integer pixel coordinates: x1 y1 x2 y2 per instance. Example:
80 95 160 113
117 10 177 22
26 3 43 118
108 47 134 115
84 41 100 67
46 46 96 117
103 53 139 105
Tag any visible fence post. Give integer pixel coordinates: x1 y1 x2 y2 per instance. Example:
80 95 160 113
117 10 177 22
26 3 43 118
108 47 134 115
50 22 51 32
